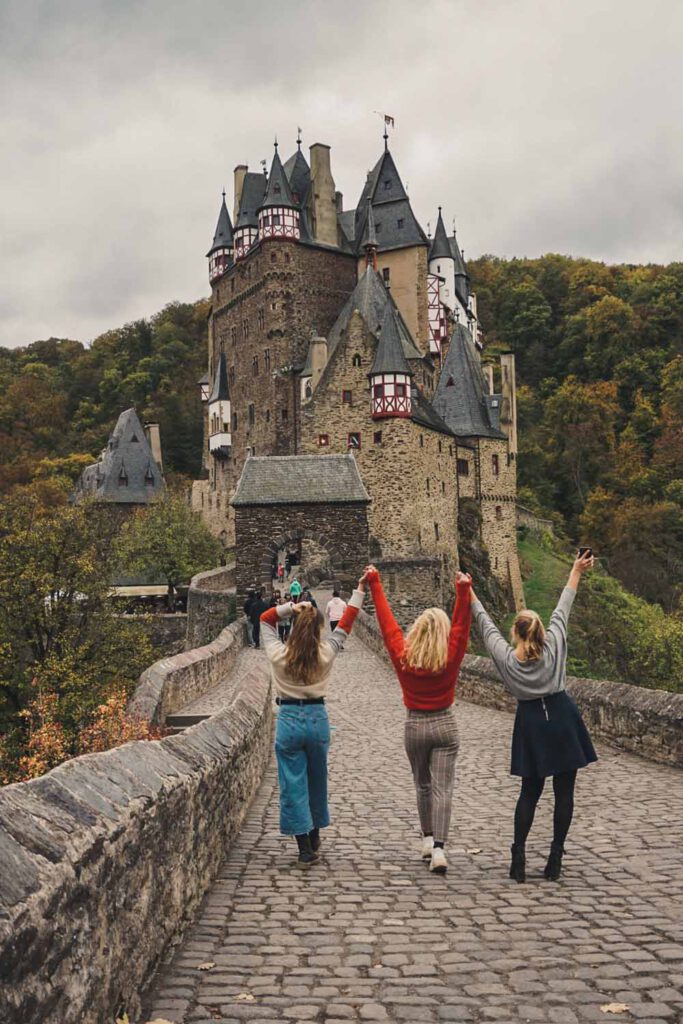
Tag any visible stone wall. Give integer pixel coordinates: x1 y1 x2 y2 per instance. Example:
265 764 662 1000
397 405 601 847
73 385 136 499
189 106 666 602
131 619 244 726
0 664 273 1024
517 502 555 537
299 309 458 567
233 501 369 605
186 565 236 650
353 610 683 768
369 555 449 630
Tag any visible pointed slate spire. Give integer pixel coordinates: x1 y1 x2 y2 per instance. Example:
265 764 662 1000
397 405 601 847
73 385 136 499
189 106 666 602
207 193 234 256
261 146 296 210
429 207 451 262
432 324 504 439
450 230 469 306
209 352 230 403
371 306 413 377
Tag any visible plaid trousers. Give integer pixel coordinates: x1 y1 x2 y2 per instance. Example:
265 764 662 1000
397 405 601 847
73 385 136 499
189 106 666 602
404 707 460 844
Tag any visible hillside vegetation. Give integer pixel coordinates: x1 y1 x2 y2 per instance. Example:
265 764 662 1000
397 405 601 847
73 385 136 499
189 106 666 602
469 254 683 614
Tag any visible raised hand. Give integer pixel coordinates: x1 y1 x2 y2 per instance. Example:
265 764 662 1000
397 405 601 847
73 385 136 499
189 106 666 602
455 571 472 586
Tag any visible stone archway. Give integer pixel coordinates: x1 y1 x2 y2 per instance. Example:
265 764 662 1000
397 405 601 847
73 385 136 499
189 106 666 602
231 455 371 605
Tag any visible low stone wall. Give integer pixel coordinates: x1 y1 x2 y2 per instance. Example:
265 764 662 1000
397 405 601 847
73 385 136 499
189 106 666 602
130 618 245 726
516 502 554 537
135 612 188 654
186 564 235 650
0 663 273 1024
354 610 683 768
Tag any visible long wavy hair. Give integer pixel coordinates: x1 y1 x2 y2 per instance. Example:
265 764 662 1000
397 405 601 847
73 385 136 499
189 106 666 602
284 606 325 686
403 607 451 673
511 610 546 661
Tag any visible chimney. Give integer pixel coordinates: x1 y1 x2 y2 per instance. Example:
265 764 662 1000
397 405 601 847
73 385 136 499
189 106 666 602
144 422 164 474
335 190 344 213
233 164 248 223
309 144 337 247
482 363 495 395
499 352 517 454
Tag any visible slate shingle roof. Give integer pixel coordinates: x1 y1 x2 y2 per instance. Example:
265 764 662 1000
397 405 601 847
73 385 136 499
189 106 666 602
429 208 451 262
236 172 267 229
231 455 371 506
410 387 455 437
371 306 412 376
209 352 230 402
73 408 166 505
261 148 296 210
326 266 423 362
432 324 506 439
283 147 311 204
352 148 429 254
449 232 469 306
207 196 233 256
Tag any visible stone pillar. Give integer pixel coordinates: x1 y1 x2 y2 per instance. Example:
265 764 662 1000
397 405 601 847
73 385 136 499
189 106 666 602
499 352 517 454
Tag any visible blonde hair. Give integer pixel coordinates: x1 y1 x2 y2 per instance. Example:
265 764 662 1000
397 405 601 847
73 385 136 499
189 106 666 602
511 610 546 661
403 608 451 673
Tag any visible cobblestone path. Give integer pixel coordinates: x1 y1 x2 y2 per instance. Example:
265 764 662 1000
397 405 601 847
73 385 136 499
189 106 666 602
145 635 683 1024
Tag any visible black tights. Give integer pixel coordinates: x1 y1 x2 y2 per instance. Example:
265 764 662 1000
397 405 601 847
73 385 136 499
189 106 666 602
514 770 577 848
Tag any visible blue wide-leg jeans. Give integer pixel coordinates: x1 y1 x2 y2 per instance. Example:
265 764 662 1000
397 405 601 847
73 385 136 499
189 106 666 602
275 704 331 836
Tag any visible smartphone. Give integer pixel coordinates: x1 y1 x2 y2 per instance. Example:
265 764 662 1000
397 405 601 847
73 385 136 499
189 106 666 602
578 547 593 559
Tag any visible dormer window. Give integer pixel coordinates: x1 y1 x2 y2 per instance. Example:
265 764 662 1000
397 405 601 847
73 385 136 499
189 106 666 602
274 183 281 195
397 218 404 229
446 376 455 387
352 354 361 367
130 433 139 443
384 179 391 190
118 467 128 487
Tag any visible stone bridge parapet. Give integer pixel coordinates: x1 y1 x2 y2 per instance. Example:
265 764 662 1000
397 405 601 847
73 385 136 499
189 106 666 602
0 629 272 1024
186 563 236 650
353 608 683 768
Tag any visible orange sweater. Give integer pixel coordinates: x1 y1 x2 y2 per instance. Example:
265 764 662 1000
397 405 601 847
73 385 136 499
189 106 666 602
366 570 472 710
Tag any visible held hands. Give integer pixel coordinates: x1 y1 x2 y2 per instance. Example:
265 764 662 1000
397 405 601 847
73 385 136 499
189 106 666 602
362 564 379 589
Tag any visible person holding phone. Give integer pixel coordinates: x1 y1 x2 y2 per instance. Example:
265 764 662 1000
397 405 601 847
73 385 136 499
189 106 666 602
470 550 597 883
260 573 367 868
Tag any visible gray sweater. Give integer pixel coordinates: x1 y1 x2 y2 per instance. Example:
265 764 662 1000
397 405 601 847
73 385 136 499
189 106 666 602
471 587 576 701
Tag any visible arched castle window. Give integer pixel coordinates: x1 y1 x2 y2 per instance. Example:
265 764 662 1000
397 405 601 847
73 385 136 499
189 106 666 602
352 354 361 367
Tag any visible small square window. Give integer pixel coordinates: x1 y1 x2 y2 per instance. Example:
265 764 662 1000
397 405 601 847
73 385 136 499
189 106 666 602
373 383 384 399
248 404 255 426
348 432 361 450
492 454 500 476
396 383 406 397
419 435 424 448
282 408 288 422
496 506 503 520
382 267 390 284
434 523 440 540
232 412 237 430
318 434 329 447
342 390 352 405
457 459 469 477
373 431 382 444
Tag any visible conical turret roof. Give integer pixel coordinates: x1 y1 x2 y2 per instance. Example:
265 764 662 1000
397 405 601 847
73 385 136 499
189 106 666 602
361 200 377 249
235 172 267 229
207 195 234 256
283 146 311 204
432 324 505 439
261 146 296 210
209 352 230 403
353 147 428 254
371 306 413 377
429 208 451 262
449 231 469 306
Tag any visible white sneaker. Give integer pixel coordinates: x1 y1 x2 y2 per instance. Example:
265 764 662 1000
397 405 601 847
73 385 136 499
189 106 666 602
421 835 434 860
430 847 448 874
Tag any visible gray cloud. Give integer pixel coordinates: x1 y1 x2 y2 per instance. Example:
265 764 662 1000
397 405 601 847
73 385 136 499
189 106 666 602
2 0 683 348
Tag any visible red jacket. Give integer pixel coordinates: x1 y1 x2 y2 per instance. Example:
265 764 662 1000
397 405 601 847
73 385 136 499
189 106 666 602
367 570 472 710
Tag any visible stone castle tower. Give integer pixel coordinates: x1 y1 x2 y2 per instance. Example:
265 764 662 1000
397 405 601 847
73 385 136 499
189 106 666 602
193 131 523 613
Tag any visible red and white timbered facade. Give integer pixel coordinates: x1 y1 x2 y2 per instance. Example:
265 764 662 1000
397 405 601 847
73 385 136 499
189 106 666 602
258 206 300 240
427 272 446 357
371 372 412 419
209 248 232 282
234 227 258 261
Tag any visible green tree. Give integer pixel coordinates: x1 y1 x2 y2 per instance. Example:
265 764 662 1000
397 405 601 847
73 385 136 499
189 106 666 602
118 493 221 609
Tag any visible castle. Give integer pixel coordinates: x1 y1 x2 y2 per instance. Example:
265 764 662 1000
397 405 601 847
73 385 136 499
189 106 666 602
192 130 523 613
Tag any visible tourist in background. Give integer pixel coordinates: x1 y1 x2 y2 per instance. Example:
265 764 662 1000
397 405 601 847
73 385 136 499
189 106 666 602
249 589 269 649
301 587 317 608
364 564 472 874
277 592 291 643
470 550 597 883
326 590 347 632
289 577 302 600
243 588 258 647
260 573 367 867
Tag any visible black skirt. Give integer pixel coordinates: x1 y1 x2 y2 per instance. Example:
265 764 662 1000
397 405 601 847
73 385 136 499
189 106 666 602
511 691 597 779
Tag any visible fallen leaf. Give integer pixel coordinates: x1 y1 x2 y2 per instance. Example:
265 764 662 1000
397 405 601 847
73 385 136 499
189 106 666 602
600 1004 630 1015
196 961 216 971
467 848 482 855
236 992 256 1002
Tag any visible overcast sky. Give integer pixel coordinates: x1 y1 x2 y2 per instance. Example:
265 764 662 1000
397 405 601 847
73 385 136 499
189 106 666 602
2 0 683 349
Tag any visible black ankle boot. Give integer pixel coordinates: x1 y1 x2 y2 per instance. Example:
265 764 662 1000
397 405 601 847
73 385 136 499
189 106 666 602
544 842 564 881
309 827 320 852
295 833 319 868
509 843 526 883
